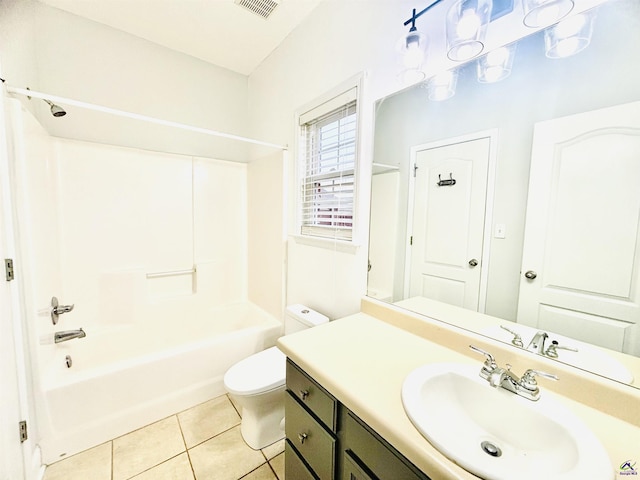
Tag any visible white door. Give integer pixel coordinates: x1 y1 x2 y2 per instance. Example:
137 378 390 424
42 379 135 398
407 136 491 310
517 101 640 356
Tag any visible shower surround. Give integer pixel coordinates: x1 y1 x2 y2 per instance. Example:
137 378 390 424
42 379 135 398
6 99 280 463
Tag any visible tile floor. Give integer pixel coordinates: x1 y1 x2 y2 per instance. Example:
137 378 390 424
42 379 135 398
42 394 285 480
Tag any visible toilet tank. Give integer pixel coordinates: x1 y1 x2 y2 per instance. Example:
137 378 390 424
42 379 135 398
284 304 329 334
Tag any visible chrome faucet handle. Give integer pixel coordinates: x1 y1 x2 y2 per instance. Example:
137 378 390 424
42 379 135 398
469 345 498 374
544 340 578 358
499 325 524 348
520 369 558 389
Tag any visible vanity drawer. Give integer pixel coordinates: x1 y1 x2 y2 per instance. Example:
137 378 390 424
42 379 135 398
343 411 431 480
285 439 317 480
285 391 336 479
286 359 337 431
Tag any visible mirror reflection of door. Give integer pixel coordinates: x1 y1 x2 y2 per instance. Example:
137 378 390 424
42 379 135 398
518 101 640 356
406 134 493 311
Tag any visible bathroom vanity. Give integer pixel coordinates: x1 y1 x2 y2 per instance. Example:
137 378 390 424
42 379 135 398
277 298 640 480
285 359 430 479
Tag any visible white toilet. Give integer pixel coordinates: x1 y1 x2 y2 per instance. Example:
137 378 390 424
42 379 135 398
223 304 329 449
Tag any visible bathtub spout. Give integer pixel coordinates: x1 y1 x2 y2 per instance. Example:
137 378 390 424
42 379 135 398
54 328 86 343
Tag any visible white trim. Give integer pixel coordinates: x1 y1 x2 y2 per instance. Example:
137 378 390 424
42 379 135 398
290 234 360 254
403 129 499 313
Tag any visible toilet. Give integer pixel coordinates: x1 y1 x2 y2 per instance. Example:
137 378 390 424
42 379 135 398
223 304 329 449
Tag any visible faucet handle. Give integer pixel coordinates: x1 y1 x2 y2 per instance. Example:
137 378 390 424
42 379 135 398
544 340 578 358
500 325 524 347
469 345 497 367
520 369 558 389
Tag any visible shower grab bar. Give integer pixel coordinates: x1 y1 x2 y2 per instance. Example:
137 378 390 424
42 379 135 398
146 267 196 279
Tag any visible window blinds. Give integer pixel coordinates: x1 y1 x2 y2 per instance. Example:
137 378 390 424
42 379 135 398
299 95 357 241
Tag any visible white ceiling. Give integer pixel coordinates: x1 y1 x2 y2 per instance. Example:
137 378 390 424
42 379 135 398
38 0 324 75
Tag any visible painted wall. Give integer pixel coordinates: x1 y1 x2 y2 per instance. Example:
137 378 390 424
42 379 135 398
247 0 416 320
2 0 249 161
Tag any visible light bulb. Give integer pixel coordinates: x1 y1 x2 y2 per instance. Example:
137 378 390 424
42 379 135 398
403 42 425 69
555 13 586 37
456 9 481 39
485 47 509 66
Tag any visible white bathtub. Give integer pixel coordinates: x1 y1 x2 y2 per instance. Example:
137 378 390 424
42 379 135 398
38 302 281 464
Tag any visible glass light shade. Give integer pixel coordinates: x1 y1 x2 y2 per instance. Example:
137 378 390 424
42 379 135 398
523 0 575 28
398 68 427 86
427 70 459 101
446 0 493 62
544 12 594 58
477 44 517 83
397 29 428 70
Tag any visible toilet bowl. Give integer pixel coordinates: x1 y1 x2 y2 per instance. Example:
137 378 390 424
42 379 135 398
223 304 328 449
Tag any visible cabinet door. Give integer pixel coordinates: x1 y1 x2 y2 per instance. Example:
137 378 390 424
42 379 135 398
342 411 431 480
343 450 377 480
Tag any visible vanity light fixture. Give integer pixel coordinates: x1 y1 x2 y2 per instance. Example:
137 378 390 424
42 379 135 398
397 1 445 84
477 43 517 83
523 0 575 28
544 11 594 58
446 0 493 62
425 70 459 101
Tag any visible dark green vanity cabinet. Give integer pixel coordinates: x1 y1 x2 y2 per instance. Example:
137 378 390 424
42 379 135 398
285 359 432 480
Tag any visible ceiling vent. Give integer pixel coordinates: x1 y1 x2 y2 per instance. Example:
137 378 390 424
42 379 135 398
234 0 280 19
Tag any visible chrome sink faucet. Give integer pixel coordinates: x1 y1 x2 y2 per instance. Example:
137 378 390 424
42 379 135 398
469 345 558 401
527 331 548 354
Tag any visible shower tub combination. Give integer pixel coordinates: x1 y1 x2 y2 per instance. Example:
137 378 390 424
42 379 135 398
37 302 281 464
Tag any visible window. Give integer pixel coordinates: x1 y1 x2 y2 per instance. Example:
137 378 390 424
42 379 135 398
298 87 358 241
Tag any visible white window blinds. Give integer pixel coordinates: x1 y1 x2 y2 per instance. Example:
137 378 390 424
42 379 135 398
299 88 358 241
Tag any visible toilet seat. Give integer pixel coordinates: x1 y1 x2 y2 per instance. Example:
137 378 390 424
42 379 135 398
224 346 286 396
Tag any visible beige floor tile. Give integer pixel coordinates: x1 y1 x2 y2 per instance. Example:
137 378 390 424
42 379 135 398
188 425 265 480
261 438 284 460
269 452 284 480
43 442 111 480
228 394 242 416
178 395 241 448
129 453 194 480
113 416 185 480
241 463 278 480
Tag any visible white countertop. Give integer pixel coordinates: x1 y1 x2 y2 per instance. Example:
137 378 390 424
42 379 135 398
278 311 640 480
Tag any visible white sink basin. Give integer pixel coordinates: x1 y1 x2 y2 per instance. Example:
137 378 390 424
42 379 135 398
402 363 613 480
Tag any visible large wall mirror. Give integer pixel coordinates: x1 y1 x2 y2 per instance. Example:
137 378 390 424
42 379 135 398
368 0 640 388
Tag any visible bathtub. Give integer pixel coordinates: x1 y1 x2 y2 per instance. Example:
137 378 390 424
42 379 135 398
37 302 281 464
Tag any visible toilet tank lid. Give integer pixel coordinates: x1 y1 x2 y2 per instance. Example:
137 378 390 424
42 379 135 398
286 304 329 326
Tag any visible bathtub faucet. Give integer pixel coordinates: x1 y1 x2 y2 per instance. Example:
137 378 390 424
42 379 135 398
54 328 86 343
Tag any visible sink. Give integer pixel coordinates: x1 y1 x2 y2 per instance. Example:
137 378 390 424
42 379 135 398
402 363 613 480
483 324 634 384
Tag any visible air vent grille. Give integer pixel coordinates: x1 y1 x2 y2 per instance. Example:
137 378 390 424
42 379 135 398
234 0 280 19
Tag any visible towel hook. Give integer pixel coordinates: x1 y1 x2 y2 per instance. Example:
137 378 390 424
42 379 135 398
437 172 456 187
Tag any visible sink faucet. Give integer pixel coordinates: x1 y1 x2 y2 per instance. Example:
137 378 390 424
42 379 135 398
54 328 86 343
527 331 548 354
469 345 558 401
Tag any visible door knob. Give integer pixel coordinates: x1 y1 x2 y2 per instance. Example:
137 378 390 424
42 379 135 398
524 270 537 280
468 259 479 267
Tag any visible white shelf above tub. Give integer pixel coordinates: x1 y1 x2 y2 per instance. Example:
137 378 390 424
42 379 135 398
372 162 400 175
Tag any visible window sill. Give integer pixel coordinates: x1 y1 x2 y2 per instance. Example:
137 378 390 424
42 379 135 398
290 234 361 254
